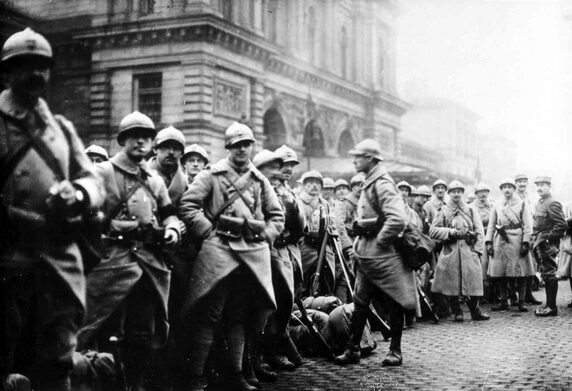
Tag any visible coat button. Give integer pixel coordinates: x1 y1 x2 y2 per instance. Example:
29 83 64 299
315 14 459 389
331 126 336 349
132 216 137 220
118 235 123 240
132 247 138 252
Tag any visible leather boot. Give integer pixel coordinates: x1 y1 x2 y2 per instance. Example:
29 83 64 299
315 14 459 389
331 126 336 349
334 343 361 365
525 276 542 304
467 296 490 321
535 279 558 317
382 350 403 366
449 296 463 322
242 336 260 388
283 333 304 367
252 333 277 382
226 372 258 391
264 334 295 371
516 277 528 312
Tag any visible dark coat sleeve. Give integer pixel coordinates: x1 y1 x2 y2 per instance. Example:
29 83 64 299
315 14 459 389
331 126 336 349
374 180 406 247
177 169 214 239
547 201 567 242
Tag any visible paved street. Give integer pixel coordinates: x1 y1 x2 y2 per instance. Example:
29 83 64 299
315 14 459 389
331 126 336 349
271 281 572 391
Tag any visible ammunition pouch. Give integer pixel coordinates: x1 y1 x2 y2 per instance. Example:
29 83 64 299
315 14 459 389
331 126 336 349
244 218 266 242
216 215 266 242
275 233 296 248
352 218 382 238
464 231 478 247
216 215 244 240
304 231 321 246
107 223 165 247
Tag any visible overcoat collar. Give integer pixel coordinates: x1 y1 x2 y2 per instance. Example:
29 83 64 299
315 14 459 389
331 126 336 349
210 158 265 182
0 89 43 120
110 150 152 177
362 163 389 190
446 199 470 214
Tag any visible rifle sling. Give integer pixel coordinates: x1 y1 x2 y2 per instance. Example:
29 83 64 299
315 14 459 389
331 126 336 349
0 116 34 193
109 162 157 221
210 174 255 223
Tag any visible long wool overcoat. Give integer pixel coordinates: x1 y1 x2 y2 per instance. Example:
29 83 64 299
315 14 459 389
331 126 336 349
430 200 485 296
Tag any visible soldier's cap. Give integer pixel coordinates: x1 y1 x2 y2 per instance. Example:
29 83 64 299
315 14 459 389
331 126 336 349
474 183 490 194
301 170 323 186
1 28 53 65
181 144 208 164
447 180 465 193
334 179 349 189
274 144 300 165
84 145 109 160
224 122 255 149
534 176 551 185
499 178 516 190
154 126 185 150
397 180 412 192
350 173 366 187
348 138 384 161
117 111 156 145
322 177 335 189
514 174 528 182
432 179 448 190
411 185 432 197
253 149 282 169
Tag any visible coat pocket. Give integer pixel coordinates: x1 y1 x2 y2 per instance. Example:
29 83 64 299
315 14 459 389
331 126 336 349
216 215 244 240
244 219 266 242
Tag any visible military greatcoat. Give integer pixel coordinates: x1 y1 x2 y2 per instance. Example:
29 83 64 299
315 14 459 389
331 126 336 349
353 164 417 311
486 195 535 278
430 200 485 296
473 198 492 278
78 150 180 349
557 201 572 277
178 158 284 316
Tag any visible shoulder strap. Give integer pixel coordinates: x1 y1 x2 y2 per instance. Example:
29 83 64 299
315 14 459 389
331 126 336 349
210 173 256 222
0 115 34 192
109 162 156 220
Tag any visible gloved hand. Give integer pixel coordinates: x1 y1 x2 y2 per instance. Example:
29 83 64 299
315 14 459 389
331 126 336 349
164 227 180 246
449 228 462 239
46 180 84 215
343 246 353 261
486 242 494 257
520 242 530 257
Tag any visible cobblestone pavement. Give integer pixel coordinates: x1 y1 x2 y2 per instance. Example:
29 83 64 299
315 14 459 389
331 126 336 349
269 281 572 391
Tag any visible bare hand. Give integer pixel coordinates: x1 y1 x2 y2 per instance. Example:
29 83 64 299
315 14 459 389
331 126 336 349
164 228 179 246
47 180 79 210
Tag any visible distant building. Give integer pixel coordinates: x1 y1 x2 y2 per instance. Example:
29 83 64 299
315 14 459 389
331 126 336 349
6 0 426 173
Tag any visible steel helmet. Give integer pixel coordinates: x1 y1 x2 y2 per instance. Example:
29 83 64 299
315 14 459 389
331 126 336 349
334 179 349 189
224 122 255 149
412 185 431 197
474 183 491 194
253 149 282 169
350 173 365 187
432 179 448 191
499 178 516 190
323 177 335 189
274 144 300 165
181 144 208 164
1 28 53 64
396 180 412 193
117 111 156 144
447 180 465 193
154 126 185 150
348 138 384 161
84 145 109 160
300 170 324 186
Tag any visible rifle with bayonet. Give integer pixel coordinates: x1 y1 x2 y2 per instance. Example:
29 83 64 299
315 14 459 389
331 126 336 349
292 296 336 359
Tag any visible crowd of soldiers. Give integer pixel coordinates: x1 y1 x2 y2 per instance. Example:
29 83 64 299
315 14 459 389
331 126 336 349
1 28 571 391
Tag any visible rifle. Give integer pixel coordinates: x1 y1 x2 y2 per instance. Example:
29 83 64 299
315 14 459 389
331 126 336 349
311 228 331 297
108 336 128 391
417 286 439 324
327 218 392 341
292 296 336 359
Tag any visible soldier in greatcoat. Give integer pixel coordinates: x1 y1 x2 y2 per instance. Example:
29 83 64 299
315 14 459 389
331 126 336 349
556 200 572 307
77 111 181 390
485 179 535 312
181 143 208 185
424 179 448 225
85 144 109 164
473 183 494 302
335 139 416 367
430 180 490 322
515 173 542 305
177 123 284 391
322 177 336 206
530 176 567 317
333 173 364 254
0 28 105 391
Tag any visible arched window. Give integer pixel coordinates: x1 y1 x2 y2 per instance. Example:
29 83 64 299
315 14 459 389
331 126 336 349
340 27 348 78
308 7 316 64
303 120 325 158
263 108 287 150
338 129 355 156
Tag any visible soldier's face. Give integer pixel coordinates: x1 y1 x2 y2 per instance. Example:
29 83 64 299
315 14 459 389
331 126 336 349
398 187 411 200
352 154 375 173
304 179 322 196
259 161 281 186
123 134 153 161
281 162 297 181
501 185 515 198
335 186 349 198
476 190 489 201
536 182 551 197
322 188 334 199
516 179 528 192
414 195 429 206
8 59 50 100
155 141 183 170
87 154 106 164
434 185 447 198
351 184 362 197
449 189 464 203
183 155 206 177
228 141 253 165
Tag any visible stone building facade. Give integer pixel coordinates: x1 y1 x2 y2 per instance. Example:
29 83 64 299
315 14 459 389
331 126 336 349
6 0 414 172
